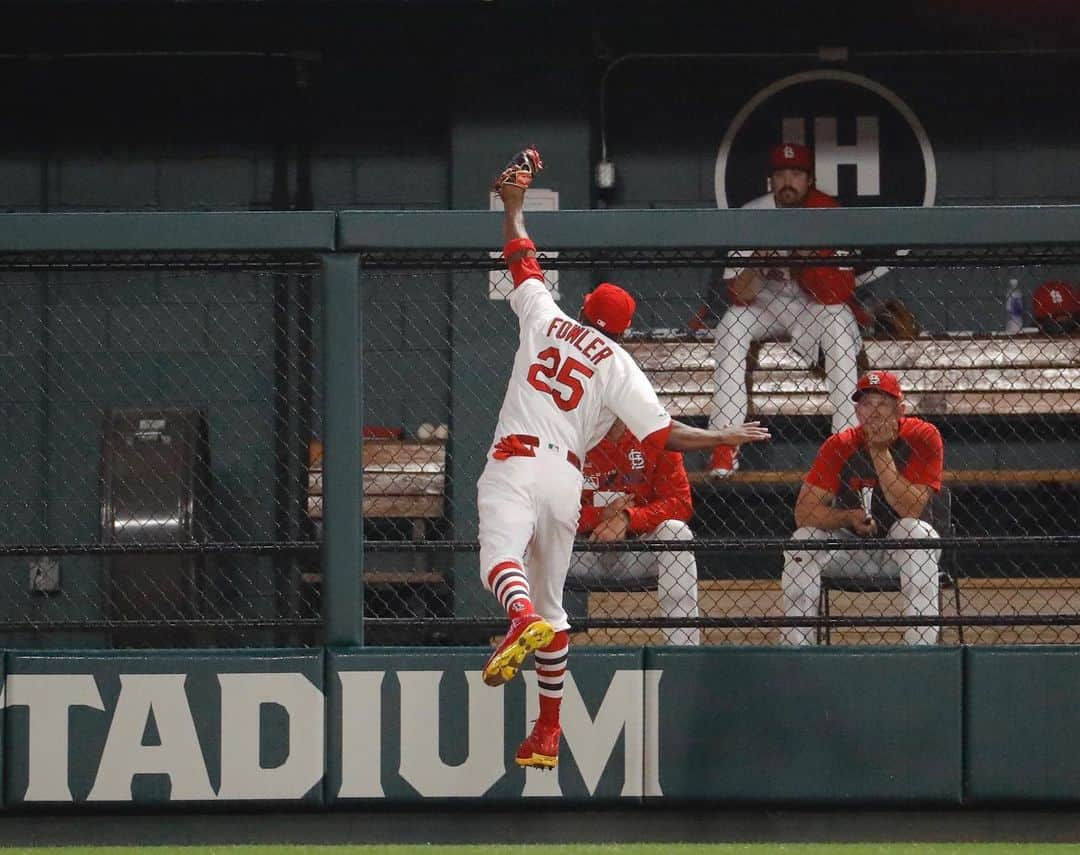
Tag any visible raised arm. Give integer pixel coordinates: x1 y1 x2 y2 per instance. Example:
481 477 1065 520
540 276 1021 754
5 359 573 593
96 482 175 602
495 147 545 275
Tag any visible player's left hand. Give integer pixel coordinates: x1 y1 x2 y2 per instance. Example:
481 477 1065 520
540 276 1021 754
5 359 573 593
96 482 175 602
589 510 630 542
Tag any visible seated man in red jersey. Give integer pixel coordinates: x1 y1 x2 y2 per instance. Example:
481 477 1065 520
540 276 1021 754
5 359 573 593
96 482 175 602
569 419 700 645
781 370 944 645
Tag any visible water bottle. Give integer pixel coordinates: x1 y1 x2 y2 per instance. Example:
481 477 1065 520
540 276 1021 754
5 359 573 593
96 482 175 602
1005 278 1023 334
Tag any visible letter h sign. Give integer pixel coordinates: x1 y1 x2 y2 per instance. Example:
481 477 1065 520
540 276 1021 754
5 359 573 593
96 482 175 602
781 116 881 197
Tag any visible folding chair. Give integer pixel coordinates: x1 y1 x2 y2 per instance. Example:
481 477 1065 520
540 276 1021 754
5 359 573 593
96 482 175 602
816 487 964 645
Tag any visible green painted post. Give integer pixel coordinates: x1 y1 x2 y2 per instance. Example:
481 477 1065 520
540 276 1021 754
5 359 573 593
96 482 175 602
320 253 363 647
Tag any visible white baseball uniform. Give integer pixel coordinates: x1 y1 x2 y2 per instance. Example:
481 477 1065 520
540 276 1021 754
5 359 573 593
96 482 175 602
710 191 861 436
478 276 671 632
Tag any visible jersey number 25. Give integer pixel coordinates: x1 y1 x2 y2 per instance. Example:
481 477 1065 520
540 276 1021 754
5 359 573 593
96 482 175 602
526 347 595 411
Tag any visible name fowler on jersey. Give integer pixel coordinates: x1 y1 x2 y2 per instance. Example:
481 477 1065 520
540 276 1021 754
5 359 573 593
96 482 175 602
544 317 615 366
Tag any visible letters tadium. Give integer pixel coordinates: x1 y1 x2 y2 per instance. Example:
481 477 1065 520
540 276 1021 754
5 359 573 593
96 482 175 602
0 667 662 802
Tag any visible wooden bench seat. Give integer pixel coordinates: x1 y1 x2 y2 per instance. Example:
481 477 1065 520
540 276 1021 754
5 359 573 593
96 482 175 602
307 438 446 521
576 577 1080 647
306 437 448 585
626 333 1080 418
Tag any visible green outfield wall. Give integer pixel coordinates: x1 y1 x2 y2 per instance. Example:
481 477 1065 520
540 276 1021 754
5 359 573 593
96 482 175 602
0 645 1076 809
1 211 1079 809
647 647 963 803
965 647 1080 803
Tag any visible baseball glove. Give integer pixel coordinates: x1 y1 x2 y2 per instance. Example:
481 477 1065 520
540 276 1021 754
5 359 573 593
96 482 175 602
873 298 921 339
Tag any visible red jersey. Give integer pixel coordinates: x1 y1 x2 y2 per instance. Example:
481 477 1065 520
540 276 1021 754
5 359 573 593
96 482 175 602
578 430 693 535
791 189 857 305
692 187 857 323
805 417 944 531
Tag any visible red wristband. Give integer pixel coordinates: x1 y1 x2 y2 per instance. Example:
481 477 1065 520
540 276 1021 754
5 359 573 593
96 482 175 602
503 237 536 258
504 238 543 287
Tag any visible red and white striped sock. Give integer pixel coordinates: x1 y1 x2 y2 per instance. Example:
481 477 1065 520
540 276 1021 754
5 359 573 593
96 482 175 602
536 631 569 725
487 560 535 620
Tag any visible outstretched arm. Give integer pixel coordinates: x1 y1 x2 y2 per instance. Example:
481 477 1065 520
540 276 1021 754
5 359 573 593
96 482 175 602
663 419 771 452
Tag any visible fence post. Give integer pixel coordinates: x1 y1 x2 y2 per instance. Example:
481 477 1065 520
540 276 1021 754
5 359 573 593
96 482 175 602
320 252 363 647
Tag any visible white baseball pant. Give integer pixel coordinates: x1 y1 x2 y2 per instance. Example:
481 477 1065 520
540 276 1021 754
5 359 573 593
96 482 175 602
781 517 942 646
710 292 861 435
477 447 583 633
567 519 700 645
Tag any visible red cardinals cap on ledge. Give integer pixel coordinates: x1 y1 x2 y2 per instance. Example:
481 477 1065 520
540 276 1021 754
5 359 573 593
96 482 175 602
768 142 814 173
583 282 636 336
1033 281 1079 319
852 370 904 402
1033 280 1080 334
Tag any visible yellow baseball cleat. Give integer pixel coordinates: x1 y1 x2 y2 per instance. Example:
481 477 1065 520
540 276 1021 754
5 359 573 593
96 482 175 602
482 613 555 687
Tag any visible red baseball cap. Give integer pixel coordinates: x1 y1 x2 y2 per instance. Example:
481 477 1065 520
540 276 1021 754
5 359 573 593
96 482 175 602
1033 280 1080 334
583 282 636 336
1033 281 1079 319
769 142 814 173
852 370 904 402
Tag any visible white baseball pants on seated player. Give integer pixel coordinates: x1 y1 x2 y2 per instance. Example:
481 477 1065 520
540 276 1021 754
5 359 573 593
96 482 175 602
709 292 861 435
477 447 583 633
567 519 700 645
780 518 941 646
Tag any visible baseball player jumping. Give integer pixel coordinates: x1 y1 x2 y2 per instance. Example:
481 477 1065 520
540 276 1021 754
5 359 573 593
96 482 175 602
693 143 862 478
480 147 771 770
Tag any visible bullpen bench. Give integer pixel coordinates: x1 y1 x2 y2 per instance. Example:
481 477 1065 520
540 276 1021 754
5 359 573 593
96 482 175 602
571 466 1080 647
626 332 1080 418
576 576 1080 647
305 437 447 587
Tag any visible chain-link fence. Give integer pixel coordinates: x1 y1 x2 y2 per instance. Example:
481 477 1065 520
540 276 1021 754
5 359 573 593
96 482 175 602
4 212 1080 649
0 249 324 647
355 240 1080 647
